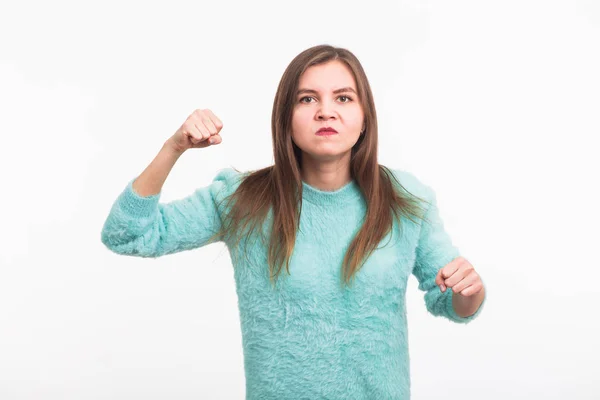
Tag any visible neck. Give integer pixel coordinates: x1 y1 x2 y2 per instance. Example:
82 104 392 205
300 155 352 192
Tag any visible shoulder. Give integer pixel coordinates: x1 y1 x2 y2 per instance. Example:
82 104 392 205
212 166 253 186
207 167 248 200
212 167 245 183
386 167 434 200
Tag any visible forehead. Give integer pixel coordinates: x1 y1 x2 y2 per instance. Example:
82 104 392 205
298 60 356 90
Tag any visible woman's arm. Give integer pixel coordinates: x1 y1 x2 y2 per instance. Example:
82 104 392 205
100 141 240 258
131 140 184 197
412 186 486 323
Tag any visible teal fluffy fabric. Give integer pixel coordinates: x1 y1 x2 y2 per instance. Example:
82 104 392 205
101 168 485 399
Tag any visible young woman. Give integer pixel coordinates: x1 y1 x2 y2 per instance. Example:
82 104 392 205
101 44 486 399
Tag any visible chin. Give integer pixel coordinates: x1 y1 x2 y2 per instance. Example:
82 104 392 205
304 148 353 160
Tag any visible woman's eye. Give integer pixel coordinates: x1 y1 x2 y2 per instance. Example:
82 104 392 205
299 95 353 104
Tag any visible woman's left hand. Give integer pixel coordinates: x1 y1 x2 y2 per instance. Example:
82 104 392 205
435 256 484 297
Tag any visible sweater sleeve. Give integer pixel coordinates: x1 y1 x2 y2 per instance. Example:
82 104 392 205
100 167 241 258
412 186 485 324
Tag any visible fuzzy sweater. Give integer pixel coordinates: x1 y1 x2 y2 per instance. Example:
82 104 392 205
101 167 485 399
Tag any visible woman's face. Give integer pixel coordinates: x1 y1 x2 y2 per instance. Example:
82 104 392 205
291 60 365 164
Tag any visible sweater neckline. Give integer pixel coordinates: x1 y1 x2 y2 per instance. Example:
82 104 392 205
301 178 362 206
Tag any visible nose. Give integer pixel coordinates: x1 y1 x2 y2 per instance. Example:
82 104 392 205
316 106 336 120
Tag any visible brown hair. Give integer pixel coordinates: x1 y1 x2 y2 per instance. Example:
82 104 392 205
209 44 428 288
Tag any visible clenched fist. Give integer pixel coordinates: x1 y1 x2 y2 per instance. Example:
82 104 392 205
168 109 224 153
436 256 484 297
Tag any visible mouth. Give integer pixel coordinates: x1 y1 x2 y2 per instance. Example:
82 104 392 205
316 128 338 136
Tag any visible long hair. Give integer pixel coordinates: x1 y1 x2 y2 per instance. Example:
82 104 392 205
209 44 428 288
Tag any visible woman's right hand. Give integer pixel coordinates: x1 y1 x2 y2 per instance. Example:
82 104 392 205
167 109 224 154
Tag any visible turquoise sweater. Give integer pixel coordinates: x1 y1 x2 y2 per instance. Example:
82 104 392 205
101 167 484 399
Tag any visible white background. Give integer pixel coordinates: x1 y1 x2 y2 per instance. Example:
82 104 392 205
1 0 599 399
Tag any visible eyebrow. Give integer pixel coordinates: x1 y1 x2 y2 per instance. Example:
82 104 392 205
296 87 357 96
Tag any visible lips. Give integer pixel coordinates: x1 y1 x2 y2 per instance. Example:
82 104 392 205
316 127 338 135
